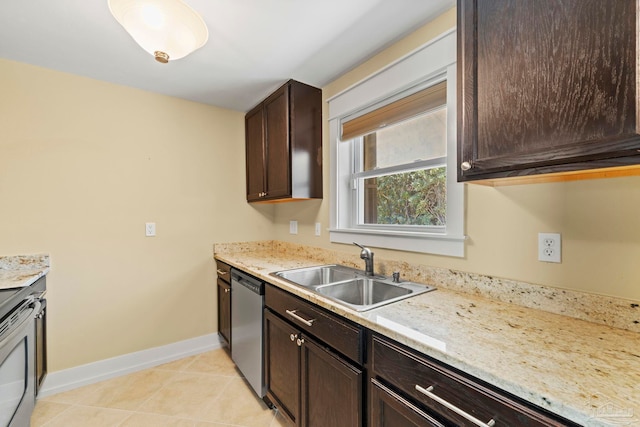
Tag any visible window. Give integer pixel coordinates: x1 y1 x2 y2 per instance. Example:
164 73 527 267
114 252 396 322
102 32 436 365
328 30 464 256
346 82 447 230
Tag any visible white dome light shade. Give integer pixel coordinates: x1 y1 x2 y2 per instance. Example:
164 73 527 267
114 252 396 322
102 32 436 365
108 0 208 63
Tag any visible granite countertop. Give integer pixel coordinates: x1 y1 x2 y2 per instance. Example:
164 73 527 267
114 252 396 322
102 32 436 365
214 242 640 427
0 254 50 290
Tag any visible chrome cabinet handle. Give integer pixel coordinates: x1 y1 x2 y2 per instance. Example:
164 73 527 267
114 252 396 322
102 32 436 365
285 309 315 327
415 385 495 427
216 269 228 275
224 288 230 293
290 333 298 342
296 338 305 347
460 161 472 171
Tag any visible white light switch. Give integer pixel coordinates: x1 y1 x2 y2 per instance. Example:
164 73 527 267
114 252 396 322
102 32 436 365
289 221 298 235
315 222 322 236
145 222 156 237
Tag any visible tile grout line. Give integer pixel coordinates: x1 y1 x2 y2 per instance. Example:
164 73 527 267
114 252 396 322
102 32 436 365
127 351 239 425
33 401 75 427
191 374 239 423
33 350 277 427
113 369 181 424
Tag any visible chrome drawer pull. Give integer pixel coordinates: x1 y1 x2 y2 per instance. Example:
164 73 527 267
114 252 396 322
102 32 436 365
415 385 496 427
216 269 228 275
285 309 315 327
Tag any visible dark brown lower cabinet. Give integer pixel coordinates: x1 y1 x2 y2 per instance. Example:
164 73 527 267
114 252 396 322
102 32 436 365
301 337 362 427
370 379 445 427
216 278 231 348
264 310 300 423
264 303 363 427
215 260 232 350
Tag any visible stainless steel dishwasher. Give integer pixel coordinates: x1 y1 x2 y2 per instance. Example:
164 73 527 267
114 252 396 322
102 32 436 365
230 268 265 398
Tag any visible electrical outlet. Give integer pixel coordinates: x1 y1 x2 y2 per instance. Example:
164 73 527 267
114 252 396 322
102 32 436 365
145 222 156 237
289 220 298 235
315 222 321 236
538 232 561 263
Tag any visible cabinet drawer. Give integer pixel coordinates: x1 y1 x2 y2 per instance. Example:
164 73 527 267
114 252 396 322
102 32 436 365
215 260 231 284
370 334 576 427
370 378 445 427
266 284 363 364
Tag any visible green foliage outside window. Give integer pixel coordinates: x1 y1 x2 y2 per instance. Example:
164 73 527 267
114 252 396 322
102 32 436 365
371 167 446 226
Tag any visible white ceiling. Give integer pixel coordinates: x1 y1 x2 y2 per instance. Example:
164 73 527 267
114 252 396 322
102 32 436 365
0 0 454 112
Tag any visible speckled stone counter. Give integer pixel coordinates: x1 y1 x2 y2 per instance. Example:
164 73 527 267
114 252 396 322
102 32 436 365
214 241 640 427
0 254 50 290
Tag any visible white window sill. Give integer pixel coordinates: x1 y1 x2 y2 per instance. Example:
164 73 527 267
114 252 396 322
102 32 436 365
329 228 466 257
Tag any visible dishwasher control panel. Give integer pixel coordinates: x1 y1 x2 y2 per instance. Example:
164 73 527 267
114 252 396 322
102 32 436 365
231 269 264 295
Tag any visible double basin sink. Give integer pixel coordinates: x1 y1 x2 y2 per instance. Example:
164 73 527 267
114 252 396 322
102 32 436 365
272 264 435 311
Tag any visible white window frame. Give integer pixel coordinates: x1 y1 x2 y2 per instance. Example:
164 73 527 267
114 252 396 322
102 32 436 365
348 88 448 233
328 29 465 257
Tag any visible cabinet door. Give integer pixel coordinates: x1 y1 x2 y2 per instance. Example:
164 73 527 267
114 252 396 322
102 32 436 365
217 278 231 348
300 335 363 427
246 104 266 201
370 379 445 427
264 85 291 199
264 309 300 424
458 0 640 182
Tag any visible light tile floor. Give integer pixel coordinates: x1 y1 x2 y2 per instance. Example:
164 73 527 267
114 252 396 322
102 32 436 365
31 349 293 427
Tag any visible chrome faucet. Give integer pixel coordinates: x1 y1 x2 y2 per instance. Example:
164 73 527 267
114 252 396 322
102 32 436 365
353 242 374 276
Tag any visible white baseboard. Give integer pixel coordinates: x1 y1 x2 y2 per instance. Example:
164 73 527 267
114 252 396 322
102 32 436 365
39 333 223 397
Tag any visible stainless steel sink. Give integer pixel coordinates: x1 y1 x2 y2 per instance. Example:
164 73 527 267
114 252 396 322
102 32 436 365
317 278 412 305
272 265 435 311
274 265 358 287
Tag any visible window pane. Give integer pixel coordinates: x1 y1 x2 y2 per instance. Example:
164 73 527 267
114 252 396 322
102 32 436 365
362 167 446 226
363 106 446 171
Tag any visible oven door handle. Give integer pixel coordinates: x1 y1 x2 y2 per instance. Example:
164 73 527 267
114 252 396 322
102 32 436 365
0 300 39 345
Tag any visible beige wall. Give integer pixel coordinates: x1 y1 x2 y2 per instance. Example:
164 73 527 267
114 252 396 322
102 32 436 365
0 59 275 371
273 8 640 302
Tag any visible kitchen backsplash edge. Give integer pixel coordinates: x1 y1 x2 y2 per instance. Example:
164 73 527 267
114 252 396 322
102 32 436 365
213 240 640 333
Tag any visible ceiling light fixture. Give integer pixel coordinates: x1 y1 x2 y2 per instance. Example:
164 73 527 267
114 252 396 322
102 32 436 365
108 0 208 63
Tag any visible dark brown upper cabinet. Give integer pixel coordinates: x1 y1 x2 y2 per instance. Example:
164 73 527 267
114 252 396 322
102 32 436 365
457 0 640 184
245 80 322 202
